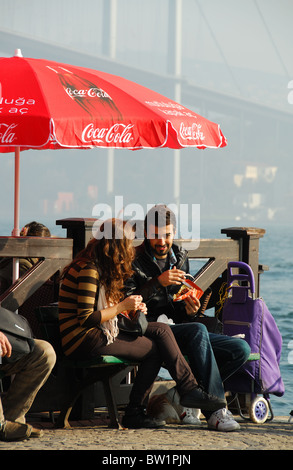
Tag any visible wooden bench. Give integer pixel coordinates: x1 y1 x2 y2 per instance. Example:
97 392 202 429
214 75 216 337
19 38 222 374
34 305 138 429
36 306 261 428
1 308 262 428
1 300 262 429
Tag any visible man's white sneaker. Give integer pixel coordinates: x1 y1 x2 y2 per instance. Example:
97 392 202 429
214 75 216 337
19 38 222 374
207 408 240 432
180 408 201 425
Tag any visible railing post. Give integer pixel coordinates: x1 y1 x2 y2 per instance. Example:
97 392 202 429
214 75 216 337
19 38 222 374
56 218 98 257
221 227 266 296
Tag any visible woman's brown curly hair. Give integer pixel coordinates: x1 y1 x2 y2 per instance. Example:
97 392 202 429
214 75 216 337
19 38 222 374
61 219 134 304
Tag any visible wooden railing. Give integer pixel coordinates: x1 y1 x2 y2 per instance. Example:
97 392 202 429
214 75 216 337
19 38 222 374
182 226 266 296
0 236 73 312
56 218 266 296
0 220 266 314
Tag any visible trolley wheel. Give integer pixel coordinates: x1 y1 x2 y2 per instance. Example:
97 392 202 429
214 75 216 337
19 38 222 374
249 397 269 423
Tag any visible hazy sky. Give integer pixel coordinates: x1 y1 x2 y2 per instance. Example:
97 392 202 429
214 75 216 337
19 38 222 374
0 0 293 235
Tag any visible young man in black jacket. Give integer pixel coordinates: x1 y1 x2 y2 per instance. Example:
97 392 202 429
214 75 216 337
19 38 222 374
125 204 251 431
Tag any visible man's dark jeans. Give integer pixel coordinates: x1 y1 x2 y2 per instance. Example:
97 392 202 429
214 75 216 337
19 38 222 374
170 322 251 400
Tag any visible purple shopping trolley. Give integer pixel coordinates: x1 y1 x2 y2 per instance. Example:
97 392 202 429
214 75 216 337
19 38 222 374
222 261 285 423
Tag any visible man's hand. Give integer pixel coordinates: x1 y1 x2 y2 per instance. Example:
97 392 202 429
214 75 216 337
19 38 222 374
184 293 201 316
157 266 186 287
0 331 12 358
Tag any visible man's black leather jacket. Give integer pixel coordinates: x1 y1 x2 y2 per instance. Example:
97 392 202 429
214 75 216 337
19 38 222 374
124 240 192 323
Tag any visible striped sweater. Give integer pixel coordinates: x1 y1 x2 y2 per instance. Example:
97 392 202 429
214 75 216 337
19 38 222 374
58 260 102 356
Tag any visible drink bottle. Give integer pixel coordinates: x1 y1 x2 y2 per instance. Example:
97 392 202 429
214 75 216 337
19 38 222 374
47 66 122 120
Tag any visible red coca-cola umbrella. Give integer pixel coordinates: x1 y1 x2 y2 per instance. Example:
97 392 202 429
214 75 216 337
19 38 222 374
0 49 227 237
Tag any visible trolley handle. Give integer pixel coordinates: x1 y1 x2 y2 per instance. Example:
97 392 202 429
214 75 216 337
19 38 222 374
227 261 255 295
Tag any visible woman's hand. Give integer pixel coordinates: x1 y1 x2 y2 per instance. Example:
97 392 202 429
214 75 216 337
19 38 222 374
0 331 12 358
119 295 144 313
137 302 147 315
100 295 147 324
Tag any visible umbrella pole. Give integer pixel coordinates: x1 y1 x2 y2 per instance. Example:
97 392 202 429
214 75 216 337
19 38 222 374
12 146 20 283
12 146 20 237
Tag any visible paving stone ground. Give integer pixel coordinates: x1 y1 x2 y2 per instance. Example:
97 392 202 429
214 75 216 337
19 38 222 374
0 412 292 453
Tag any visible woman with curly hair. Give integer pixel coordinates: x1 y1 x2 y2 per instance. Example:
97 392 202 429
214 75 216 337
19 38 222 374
58 219 224 428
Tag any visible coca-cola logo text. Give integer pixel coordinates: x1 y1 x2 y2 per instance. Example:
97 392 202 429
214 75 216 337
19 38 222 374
82 123 134 145
179 122 205 141
0 123 18 144
65 87 111 100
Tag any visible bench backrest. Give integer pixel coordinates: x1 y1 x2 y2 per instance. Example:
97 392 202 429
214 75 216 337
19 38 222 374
34 305 63 358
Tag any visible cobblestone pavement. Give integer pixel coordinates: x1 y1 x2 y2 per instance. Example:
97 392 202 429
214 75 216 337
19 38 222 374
0 413 292 452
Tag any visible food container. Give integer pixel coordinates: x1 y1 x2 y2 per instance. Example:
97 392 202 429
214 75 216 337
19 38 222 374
173 278 203 302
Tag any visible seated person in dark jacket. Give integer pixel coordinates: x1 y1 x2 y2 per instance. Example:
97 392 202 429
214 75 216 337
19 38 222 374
124 204 251 432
